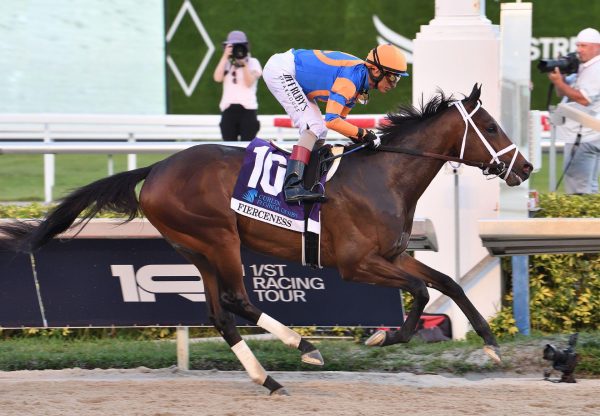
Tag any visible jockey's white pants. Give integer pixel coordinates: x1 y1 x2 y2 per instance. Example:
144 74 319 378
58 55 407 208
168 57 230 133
263 50 328 140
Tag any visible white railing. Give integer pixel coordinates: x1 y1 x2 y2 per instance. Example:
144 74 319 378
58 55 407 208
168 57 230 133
0 113 387 142
0 112 555 201
0 113 386 202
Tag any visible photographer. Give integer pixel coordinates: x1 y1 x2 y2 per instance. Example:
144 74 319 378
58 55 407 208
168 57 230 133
548 28 600 194
213 31 262 141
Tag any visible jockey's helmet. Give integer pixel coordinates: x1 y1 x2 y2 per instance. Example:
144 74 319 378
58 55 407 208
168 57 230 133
365 44 408 77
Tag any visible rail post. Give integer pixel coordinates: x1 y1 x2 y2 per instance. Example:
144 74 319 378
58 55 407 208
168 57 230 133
176 326 190 370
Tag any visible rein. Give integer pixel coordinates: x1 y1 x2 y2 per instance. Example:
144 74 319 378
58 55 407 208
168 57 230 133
323 99 520 179
321 141 506 175
374 144 505 172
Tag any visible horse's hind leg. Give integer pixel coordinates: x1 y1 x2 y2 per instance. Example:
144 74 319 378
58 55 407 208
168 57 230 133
175 247 289 395
209 246 324 366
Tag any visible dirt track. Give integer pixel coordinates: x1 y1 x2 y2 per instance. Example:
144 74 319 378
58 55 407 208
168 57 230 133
0 368 599 416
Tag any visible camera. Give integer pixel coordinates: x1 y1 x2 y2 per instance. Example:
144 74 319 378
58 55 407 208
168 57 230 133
231 43 248 60
537 52 579 74
542 333 578 383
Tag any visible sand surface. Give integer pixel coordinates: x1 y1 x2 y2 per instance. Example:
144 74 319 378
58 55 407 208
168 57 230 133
0 368 598 415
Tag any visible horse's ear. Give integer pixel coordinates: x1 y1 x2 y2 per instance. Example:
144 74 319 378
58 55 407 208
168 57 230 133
467 83 482 103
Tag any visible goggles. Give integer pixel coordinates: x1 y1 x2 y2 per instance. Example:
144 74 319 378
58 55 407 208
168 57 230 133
385 72 401 85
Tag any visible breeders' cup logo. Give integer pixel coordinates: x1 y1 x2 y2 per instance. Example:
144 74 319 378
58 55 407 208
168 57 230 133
242 189 258 203
111 264 205 302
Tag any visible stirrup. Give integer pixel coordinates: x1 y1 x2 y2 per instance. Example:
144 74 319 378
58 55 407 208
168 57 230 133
284 185 326 204
283 158 326 203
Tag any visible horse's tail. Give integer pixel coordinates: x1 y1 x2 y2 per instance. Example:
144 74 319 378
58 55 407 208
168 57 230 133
0 164 155 253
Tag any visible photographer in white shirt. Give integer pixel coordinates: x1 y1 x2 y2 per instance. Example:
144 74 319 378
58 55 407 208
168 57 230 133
549 28 600 194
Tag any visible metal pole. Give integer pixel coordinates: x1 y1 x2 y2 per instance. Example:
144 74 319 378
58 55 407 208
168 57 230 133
549 106 557 191
454 168 460 281
512 255 530 335
107 155 114 176
43 123 55 203
176 326 190 370
127 133 137 171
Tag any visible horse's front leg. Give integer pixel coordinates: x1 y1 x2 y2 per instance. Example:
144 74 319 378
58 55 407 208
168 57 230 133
369 253 502 363
337 254 430 347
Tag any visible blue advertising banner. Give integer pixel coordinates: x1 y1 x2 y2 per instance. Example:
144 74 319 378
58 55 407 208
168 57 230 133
1 239 404 328
0 251 44 327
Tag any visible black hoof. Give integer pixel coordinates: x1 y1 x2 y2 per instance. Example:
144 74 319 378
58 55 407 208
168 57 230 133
298 338 325 365
263 375 285 395
270 387 290 396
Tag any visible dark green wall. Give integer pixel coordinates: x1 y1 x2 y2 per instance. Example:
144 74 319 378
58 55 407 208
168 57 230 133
165 0 600 114
165 0 432 115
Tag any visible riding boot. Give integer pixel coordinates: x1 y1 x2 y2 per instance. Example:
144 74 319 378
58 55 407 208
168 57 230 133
283 156 325 204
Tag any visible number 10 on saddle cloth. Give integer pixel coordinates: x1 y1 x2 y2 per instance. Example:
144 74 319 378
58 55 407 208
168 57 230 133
230 138 324 234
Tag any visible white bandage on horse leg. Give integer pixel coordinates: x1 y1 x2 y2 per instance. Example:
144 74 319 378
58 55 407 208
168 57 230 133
231 340 267 385
257 313 301 348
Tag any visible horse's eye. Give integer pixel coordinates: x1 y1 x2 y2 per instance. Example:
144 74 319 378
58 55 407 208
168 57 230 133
486 124 497 133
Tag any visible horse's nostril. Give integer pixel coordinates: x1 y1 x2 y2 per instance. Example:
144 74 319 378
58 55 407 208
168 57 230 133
523 163 533 176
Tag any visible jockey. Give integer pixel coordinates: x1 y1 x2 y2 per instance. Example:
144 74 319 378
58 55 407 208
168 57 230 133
263 44 408 203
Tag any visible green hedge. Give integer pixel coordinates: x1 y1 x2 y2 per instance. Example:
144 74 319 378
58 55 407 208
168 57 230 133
490 193 600 336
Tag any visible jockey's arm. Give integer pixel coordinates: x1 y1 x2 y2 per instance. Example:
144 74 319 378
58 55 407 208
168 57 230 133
324 78 361 139
325 104 359 138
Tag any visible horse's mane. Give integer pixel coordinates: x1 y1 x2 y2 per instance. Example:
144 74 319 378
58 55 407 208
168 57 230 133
379 90 458 141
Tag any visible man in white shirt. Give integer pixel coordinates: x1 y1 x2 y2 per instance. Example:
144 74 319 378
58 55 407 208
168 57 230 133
213 31 262 141
549 27 600 194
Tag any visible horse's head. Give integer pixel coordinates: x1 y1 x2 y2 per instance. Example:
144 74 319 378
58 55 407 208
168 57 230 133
450 84 533 186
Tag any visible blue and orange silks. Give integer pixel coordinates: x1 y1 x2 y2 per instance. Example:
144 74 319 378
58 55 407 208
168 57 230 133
292 49 369 138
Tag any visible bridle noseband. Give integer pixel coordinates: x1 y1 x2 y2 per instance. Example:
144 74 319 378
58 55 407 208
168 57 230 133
450 100 519 180
376 100 521 180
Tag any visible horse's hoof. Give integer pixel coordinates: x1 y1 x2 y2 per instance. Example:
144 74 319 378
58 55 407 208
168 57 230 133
301 349 324 366
270 387 290 396
364 330 386 347
483 345 502 364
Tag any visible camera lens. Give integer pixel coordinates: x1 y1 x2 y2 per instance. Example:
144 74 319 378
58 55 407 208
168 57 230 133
537 53 579 74
232 43 248 60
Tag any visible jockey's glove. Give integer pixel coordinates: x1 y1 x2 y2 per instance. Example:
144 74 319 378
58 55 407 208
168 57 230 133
356 128 381 149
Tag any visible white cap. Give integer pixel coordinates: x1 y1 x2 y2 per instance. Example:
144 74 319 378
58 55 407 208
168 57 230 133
576 28 600 44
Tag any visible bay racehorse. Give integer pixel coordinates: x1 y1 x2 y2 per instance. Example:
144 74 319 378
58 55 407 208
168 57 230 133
0 84 532 395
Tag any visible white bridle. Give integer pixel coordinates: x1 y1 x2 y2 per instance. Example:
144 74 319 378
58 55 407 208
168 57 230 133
450 100 520 181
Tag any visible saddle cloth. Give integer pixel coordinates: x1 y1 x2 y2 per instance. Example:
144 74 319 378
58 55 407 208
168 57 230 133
230 138 325 233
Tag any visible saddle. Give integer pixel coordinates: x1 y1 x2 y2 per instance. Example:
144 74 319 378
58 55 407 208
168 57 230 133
231 138 346 269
